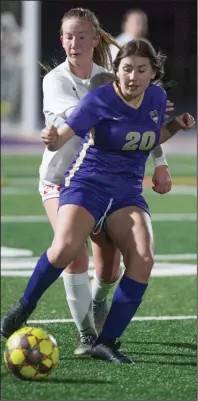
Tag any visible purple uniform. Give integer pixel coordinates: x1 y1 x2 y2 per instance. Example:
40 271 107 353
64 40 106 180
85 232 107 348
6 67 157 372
59 82 167 227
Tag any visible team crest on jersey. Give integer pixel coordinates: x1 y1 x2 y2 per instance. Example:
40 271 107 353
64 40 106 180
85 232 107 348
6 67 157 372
150 110 159 123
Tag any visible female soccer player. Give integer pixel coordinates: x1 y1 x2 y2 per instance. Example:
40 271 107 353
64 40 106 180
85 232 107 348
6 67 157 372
1 11 173 354
40 38 194 363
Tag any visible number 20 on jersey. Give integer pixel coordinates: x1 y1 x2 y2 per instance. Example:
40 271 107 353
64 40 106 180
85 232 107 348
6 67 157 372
122 131 156 151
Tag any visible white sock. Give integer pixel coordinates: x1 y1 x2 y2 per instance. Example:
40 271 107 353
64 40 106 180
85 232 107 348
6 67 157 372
63 271 97 337
91 269 122 303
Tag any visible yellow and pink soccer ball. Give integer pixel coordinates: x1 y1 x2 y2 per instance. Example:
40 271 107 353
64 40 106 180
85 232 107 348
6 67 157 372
4 327 59 380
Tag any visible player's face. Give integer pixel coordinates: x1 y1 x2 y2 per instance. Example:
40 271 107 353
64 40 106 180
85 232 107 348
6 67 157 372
60 18 100 66
116 55 156 100
125 13 145 38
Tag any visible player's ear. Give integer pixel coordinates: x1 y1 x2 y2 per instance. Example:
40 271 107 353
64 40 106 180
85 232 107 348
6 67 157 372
93 34 100 48
116 71 120 80
151 70 156 80
60 36 63 46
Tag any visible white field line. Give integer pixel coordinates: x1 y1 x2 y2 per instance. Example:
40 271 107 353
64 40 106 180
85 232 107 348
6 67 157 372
1 213 196 223
1 264 196 277
1 255 197 266
27 316 196 325
1 250 196 261
144 186 196 196
2 185 196 196
1 247 33 257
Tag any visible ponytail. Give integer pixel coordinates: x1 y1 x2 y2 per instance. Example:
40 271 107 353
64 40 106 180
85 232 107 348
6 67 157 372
93 28 121 71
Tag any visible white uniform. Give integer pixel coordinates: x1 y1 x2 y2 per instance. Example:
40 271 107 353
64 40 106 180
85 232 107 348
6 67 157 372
39 59 111 201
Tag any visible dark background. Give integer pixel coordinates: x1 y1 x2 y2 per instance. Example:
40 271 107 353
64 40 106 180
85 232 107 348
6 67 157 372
1 0 197 121
41 1 196 101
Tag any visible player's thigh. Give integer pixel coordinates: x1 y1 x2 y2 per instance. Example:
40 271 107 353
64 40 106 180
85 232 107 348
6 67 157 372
52 204 95 249
106 206 154 279
90 231 121 282
49 205 95 266
44 198 89 272
44 197 59 231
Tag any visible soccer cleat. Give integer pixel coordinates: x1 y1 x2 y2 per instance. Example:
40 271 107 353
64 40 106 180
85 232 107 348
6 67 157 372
91 338 133 364
74 334 97 356
1 298 34 339
93 298 108 334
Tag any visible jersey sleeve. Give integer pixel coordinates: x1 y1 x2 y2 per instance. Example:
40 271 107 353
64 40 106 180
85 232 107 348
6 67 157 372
65 93 102 139
43 72 75 118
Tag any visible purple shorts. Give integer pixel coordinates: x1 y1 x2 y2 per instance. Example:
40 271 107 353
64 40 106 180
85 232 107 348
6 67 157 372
59 184 150 230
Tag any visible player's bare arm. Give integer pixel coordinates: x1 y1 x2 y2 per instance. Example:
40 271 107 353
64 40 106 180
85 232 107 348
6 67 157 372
159 113 195 144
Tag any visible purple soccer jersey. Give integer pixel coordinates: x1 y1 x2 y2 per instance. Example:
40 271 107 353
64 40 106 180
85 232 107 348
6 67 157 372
64 82 167 197
59 82 167 224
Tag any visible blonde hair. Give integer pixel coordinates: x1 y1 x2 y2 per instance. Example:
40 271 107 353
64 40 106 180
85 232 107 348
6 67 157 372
40 8 121 74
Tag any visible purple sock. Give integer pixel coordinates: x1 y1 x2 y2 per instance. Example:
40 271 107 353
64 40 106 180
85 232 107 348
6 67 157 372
23 251 64 308
99 275 148 340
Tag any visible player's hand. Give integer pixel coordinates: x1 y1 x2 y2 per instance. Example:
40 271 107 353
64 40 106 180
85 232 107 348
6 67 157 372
165 100 174 119
41 125 58 150
152 165 172 194
175 113 195 130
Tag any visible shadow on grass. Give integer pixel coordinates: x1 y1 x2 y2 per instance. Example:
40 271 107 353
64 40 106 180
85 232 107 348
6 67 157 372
36 377 115 384
132 358 197 367
130 350 196 358
124 340 197 367
2 371 114 385
125 340 197 351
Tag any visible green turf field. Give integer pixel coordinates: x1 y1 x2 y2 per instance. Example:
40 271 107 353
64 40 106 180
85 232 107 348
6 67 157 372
1 154 197 400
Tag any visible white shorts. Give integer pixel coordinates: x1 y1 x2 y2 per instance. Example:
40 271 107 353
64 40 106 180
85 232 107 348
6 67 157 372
39 181 61 203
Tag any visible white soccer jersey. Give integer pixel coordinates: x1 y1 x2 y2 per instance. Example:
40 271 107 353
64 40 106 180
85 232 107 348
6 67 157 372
39 60 112 198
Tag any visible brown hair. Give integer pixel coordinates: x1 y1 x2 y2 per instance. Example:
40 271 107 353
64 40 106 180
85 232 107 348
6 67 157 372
113 38 166 83
60 8 121 70
40 8 121 75
121 9 148 37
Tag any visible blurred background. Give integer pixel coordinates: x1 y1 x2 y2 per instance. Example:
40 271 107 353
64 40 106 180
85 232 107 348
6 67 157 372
1 2 197 400
1 0 197 143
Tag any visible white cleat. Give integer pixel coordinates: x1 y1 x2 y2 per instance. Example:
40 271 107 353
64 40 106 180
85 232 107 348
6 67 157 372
74 334 97 356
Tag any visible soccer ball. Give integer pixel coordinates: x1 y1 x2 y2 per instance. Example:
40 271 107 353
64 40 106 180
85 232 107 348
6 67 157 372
4 327 59 380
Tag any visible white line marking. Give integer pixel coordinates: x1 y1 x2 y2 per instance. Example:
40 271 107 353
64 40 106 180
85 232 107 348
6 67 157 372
1 264 196 277
27 316 196 324
2 185 196 196
1 213 196 223
151 213 196 221
1 247 33 257
1 250 196 262
154 254 196 261
144 186 196 196
1 256 196 268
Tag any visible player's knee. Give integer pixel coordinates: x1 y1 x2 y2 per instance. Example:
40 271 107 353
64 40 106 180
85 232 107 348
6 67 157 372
124 250 154 281
48 239 77 268
96 253 121 282
65 245 89 273
136 253 154 281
